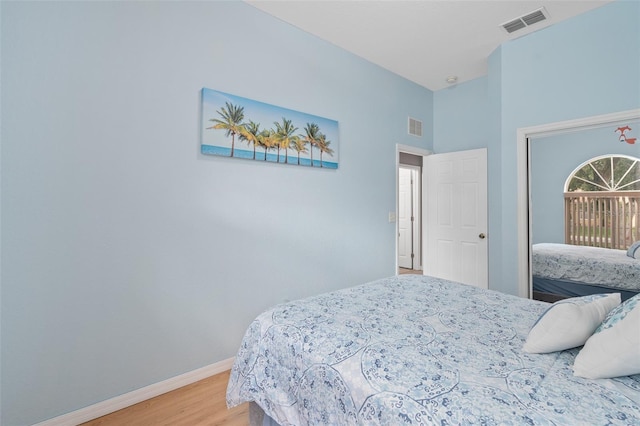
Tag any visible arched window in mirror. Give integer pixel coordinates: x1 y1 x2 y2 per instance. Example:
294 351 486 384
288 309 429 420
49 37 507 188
564 155 640 249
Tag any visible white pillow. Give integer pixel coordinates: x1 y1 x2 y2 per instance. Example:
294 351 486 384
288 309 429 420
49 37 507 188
573 293 640 379
523 293 621 354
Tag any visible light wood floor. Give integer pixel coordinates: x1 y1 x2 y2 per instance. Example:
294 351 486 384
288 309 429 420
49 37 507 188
81 370 249 426
399 267 422 275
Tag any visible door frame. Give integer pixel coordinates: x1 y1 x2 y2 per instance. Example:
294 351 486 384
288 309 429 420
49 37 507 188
516 108 640 298
396 144 432 274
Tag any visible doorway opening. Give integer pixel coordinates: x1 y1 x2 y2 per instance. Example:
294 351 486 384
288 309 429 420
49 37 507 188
398 164 421 273
396 144 431 275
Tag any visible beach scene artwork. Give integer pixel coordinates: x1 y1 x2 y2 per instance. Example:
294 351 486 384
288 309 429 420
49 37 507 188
201 88 339 169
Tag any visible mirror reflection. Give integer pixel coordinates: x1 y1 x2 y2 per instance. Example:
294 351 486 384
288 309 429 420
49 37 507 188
530 120 640 303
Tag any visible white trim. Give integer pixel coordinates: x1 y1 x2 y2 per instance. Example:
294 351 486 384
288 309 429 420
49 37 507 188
563 154 640 192
516 108 640 299
396 144 432 157
34 357 236 426
395 144 433 275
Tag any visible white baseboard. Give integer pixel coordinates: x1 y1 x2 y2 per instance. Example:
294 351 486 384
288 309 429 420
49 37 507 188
35 357 235 426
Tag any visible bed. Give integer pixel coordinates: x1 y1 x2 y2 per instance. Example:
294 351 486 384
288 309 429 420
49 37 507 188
532 243 640 302
226 275 640 425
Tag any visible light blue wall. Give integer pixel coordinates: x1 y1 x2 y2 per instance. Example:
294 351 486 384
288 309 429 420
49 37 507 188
486 48 504 292
434 0 640 295
434 77 489 153
496 0 640 294
0 1 433 424
530 122 640 244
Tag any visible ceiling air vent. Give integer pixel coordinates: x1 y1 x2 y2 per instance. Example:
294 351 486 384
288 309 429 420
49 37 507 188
501 7 549 34
408 117 422 137
502 19 526 34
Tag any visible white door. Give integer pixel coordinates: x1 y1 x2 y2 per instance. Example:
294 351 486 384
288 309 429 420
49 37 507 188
423 148 488 288
398 166 421 269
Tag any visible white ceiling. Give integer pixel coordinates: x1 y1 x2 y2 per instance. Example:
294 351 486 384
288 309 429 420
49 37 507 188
246 0 614 91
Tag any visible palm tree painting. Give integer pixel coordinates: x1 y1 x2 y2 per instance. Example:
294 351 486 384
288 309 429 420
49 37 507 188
201 88 339 169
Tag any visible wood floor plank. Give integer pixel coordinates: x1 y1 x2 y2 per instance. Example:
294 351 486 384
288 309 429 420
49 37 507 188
81 370 249 426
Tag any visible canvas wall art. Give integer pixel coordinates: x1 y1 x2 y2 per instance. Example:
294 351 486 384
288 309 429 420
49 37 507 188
201 88 339 169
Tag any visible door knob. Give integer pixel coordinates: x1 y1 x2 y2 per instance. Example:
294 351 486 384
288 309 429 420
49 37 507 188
479 233 486 239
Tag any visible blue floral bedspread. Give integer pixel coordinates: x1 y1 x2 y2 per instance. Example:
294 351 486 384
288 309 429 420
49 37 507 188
532 243 640 290
226 275 640 425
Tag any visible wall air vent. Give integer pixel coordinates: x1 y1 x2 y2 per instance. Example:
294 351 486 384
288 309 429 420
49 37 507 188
408 117 422 137
501 7 549 34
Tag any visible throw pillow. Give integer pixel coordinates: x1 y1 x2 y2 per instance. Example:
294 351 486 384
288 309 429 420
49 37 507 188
573 293 640 379
523 293 621 354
